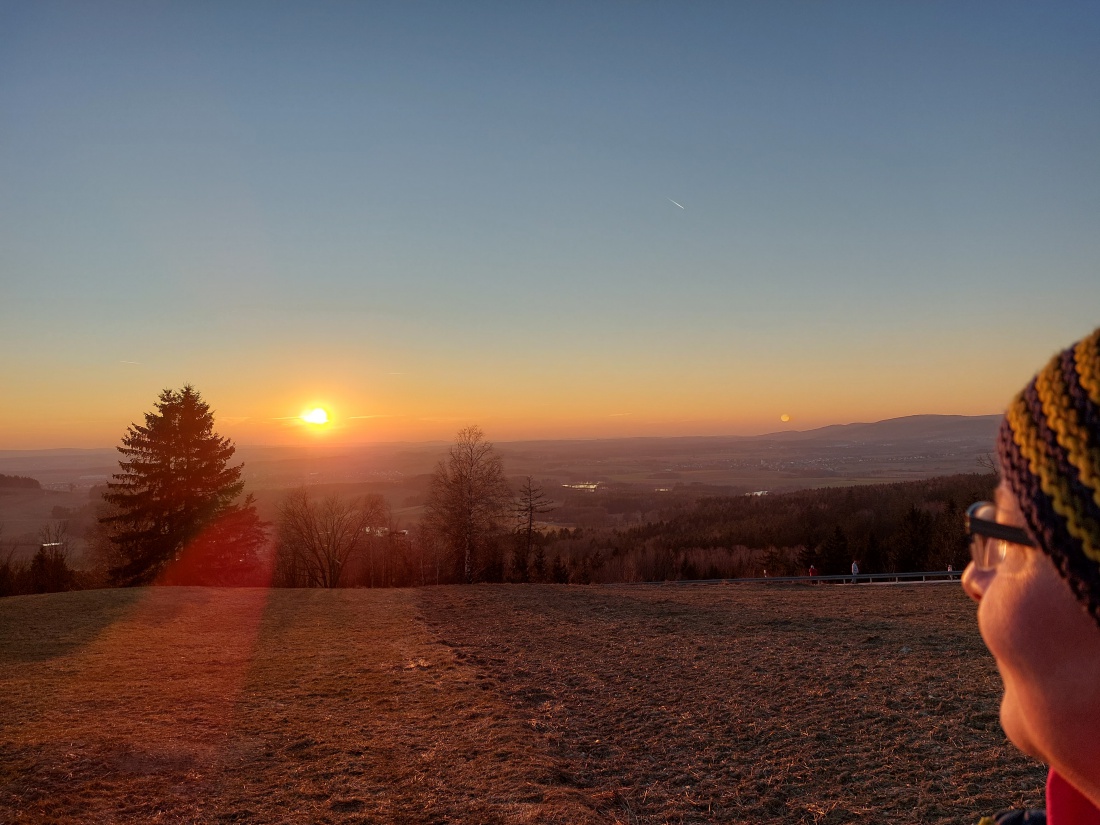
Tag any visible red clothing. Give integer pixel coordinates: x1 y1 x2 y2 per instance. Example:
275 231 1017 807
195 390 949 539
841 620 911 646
1047 769 1100 825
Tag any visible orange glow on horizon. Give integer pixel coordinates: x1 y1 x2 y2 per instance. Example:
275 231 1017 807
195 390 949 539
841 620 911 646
0 350 1020 449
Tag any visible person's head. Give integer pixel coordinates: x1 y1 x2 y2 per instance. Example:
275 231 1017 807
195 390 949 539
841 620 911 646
962 326 1100 799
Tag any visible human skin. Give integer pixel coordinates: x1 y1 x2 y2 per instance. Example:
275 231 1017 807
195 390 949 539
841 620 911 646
962 482 1100 807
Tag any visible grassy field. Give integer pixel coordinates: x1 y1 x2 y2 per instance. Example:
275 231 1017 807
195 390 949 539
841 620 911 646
0 584 1044 824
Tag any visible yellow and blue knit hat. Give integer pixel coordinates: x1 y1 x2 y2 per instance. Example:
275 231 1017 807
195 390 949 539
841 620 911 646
997 326 1100 622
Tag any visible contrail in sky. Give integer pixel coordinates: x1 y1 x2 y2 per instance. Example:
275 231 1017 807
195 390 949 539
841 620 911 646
668 199 685 209
119 360 142 365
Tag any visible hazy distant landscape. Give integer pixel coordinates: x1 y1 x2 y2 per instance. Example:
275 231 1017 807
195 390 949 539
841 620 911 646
0 414 998 563
0 413 1000 489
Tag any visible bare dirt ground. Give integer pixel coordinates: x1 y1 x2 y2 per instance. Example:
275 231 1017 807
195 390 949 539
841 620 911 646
0 584 1044 824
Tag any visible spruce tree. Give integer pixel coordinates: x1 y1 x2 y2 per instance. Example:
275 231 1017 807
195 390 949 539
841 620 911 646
818 525 850 576
101 385 258 585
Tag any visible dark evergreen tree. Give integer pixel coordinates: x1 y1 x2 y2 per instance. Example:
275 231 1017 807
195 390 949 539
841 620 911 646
30 544 73 593
550 554 570 583
818 525 850 575
930 499 969 571
531 545 547 582
0 552 21 597
480 534 506 583
100 386 261 585
798 542 821 575
862 530 884 574
889 505 934 572
30 521 74 593
510 533 530 583
161 504 270 586
762 545 788 577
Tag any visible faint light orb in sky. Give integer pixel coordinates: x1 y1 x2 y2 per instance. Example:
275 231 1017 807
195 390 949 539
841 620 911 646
302 407 330 425
780 413 791 423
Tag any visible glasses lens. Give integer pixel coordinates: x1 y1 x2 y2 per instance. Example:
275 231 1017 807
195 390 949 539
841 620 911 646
974 502 997 521
971 535 1009 570
969 503 1004 570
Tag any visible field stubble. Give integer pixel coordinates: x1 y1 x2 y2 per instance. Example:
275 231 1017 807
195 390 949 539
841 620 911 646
0 584 1044 824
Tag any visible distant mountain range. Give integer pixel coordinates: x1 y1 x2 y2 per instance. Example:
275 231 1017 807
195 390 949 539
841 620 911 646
758 414 1001 443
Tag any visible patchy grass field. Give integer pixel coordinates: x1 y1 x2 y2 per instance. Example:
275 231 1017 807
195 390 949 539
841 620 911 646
0 584 1044 824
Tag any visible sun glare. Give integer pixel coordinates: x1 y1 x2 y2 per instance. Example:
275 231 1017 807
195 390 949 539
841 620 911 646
302 407 330 425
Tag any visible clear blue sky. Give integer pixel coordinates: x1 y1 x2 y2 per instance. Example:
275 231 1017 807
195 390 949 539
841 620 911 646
2 1 1098 448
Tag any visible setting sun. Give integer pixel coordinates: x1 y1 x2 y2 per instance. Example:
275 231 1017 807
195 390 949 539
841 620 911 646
301 408 330 425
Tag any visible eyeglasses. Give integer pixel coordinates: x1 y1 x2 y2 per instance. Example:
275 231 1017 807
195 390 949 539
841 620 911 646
966 501 1036 570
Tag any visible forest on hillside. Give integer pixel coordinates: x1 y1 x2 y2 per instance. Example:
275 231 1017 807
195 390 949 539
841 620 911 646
540 472 998 583
2 470 998 595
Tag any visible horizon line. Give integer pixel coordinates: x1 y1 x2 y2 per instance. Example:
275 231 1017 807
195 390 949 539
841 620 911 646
0 412 1004 454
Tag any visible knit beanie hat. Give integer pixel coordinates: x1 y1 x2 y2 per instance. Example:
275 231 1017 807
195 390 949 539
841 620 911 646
997 326 1100 623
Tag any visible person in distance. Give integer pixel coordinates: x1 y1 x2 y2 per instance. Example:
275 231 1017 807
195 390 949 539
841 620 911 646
962 325 1100 825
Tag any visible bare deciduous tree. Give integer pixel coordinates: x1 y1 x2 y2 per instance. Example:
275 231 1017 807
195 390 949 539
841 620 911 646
275 489 386 588
977 452 998 474
513 476 554 582
423 425 511 583
38 520 69 550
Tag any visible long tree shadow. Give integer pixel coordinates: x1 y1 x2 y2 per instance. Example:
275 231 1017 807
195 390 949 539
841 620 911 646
0 588 145 663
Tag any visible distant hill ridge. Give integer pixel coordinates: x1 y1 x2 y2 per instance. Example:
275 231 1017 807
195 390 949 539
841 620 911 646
758 414 1001 443
0 414 1002 459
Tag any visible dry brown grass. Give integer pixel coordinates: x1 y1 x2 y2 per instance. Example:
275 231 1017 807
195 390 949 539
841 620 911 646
0 584 1044 823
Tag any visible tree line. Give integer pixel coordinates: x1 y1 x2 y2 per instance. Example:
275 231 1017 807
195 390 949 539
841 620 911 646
599 473 997 580
0 474 40 489
0 522 77 597
78 388 557 589
0 386 1000 595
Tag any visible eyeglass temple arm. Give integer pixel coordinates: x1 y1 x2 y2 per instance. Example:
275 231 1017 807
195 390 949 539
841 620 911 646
967 514 1036 547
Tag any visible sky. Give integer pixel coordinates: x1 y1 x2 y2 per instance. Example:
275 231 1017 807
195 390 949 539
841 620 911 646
2 1 1099 449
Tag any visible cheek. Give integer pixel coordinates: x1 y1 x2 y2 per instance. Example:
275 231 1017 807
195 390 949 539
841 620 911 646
978 567 1100 765
978 572 1053 683
979 593 1050 756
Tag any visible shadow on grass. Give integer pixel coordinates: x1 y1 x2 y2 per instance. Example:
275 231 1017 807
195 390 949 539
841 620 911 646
253 588 330 640
0 588 145 663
